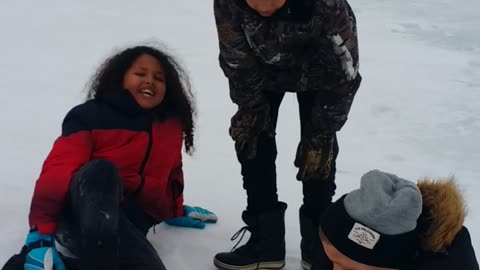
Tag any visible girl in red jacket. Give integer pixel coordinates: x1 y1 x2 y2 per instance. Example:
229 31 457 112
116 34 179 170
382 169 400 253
3 45 217 270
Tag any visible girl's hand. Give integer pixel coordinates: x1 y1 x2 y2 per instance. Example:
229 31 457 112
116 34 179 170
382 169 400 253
24 230 66 270
165 205 217 229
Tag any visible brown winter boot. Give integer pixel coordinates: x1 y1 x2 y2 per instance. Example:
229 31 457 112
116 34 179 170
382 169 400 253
214 202 287 270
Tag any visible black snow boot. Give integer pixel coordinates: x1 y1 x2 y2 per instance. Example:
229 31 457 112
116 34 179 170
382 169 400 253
300 205 332 270
214 202 287 270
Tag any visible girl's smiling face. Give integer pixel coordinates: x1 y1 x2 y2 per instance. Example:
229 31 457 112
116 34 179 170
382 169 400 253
123 54 166 109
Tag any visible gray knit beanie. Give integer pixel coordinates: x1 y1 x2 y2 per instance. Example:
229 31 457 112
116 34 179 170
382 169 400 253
344 170 423 235
321 170 423 268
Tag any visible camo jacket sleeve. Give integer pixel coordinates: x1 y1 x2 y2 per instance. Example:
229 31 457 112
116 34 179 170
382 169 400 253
214 0 266 108
311 0 362 134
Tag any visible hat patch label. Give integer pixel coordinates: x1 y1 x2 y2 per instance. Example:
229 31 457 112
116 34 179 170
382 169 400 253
348 222 380 250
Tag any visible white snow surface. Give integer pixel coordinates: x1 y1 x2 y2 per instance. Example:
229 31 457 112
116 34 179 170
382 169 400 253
0 0 479 269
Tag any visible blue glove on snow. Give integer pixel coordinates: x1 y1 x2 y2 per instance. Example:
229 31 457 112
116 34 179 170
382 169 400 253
165 205 217 229
24 230 65 270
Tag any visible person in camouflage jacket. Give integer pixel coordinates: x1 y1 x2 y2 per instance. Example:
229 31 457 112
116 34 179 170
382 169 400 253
213 0 362 270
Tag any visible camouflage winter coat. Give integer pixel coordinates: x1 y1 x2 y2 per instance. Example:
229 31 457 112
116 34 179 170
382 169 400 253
214 0 362 133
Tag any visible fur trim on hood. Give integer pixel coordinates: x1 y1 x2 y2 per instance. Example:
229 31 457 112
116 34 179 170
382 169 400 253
417 178 466 253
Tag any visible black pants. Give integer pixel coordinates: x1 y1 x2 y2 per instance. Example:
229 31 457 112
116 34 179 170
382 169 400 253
240 92 339 218
56 160 166 270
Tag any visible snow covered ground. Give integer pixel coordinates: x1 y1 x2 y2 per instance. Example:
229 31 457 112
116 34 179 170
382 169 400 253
0 0 478 269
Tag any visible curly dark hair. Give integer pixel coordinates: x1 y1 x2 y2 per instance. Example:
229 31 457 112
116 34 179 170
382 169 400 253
86 45 196 154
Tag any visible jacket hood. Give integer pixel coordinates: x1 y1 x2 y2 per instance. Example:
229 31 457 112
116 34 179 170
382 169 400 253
416 178 466 253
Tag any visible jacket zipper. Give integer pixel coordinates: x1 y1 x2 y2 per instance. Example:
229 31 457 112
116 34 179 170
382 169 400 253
132 124 153 196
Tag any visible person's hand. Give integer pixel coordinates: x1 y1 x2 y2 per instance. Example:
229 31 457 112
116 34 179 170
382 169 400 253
165 205 217 229
229 103 273 160
295 134 335 181
24 230 65 270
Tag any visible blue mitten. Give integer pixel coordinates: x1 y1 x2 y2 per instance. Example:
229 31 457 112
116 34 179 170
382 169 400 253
165 205 218 229
24 230 65 270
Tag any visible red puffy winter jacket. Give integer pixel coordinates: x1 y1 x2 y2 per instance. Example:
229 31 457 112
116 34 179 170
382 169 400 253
29 91 185 235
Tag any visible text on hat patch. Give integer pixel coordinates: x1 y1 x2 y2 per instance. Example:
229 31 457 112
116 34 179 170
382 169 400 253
348 222 380 250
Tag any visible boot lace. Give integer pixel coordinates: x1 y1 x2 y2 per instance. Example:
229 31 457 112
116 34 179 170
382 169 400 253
230 226 250 251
